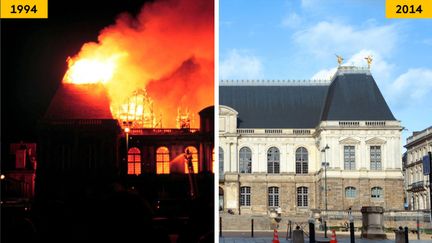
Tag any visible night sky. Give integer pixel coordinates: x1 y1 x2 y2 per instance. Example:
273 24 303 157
1 0 153 163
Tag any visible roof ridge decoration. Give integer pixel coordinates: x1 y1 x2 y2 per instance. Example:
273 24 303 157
219 79 331 86
220 65 373 86
329 65 372 81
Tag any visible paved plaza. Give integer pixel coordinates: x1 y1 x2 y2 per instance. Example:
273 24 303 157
219 231 432 243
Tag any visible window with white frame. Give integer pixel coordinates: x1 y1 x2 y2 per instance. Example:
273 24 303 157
267 147 280 173
268 187 279 207
370 146 381 170
371 187 383 199
345 186 357 198
344 146 355 170
240 186 251 206
295 147 308 174
219 147 224 179
297 187 308 207
239 147 252 173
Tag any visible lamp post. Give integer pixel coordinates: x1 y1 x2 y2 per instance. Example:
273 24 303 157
321 144 330 238
125 127 130 156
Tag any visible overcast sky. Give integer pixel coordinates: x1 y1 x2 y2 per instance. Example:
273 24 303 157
219 0 432 148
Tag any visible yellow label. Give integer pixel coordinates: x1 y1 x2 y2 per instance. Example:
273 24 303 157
1 0 48 19
386 0 432 18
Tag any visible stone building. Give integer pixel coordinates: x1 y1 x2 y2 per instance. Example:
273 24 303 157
1 142 37 206
219 66 404 219
35 83 214 241
404 126 432 210
38 83 214 202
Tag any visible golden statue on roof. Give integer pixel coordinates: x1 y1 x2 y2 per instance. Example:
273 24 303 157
335 54 344 66
365 55 373 69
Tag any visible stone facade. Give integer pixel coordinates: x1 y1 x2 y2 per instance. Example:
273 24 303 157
219 68 405 221
404 126 432 210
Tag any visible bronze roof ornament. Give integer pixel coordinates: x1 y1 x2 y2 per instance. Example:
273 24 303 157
365 55 373 69
336 54 344 66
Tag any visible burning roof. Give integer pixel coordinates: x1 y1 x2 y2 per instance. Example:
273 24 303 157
56 0 214 128
44 84 112 120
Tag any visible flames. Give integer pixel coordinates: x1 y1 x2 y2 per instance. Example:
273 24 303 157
62 0 214 128
63 54 125 84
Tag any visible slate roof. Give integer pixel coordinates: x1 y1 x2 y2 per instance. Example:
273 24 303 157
44 83 113 120
220 69 396 129
220 85 328 128
320 73 395 121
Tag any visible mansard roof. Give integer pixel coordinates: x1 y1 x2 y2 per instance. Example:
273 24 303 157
320 68 395 121
219 67 396 129
44 83 113 120
220 82 328 128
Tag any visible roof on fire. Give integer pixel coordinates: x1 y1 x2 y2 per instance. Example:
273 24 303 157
44 83 113 120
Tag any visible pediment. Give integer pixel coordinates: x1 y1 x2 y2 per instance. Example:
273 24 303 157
220 105 238 116
365 137 386 145
339 137 361 144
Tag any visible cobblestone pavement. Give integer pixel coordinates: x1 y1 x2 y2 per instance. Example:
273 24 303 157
219 231 432 243
219 239 431 243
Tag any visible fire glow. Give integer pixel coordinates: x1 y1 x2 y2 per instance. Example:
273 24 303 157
63 55 124 84
62 0 214 128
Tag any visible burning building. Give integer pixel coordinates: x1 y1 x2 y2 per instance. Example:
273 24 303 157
38 81 214 196
34 0 214 241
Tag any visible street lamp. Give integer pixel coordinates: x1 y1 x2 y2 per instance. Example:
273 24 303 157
321 144 330 238
125 127 130 156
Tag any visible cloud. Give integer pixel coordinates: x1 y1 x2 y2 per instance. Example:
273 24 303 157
220 49 263 79
311 68 336 80
301 0 316 8
282 12 302 28
346 50 394 81
389 68 432 104
293 21 399 58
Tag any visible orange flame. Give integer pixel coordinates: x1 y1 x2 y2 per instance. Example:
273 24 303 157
62 0 214 128
63 54 125 84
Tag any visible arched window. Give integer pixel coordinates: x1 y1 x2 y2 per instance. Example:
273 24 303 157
128 147 141 175
267 147 280 174
240 186 251 206
219 147 224 180
371 187 383 199
345 187 357 198
185 146 198 174
268 187 279 207
156 146 170 174
219 187 224 211
212 147 215 173
296 147 308 174
239 147 252 173
297 186 308 207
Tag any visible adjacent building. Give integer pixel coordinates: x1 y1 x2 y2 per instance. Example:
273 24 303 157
404 126 432 210
1 142 37 206
219 66 404 218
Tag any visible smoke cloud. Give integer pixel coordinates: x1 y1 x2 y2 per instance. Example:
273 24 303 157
64 0 214 127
